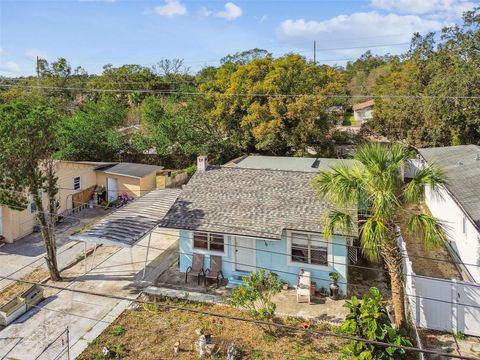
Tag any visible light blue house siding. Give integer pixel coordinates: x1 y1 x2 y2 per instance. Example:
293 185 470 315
179 229 348 295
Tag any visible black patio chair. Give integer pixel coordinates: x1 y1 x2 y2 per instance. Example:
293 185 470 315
185 253 205 285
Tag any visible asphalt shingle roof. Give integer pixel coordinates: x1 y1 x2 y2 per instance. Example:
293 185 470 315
159 166 356 240
70 189 181 247
96 162 163 178
418 145 480 227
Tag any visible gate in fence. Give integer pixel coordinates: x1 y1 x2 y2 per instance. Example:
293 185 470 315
34 328 70 360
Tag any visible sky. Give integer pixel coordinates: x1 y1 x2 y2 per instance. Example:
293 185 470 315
0 0 479 76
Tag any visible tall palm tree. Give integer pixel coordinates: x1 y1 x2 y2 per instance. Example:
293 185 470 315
313 142 447 328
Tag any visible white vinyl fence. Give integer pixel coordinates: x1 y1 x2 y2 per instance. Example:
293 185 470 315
398 233 480 336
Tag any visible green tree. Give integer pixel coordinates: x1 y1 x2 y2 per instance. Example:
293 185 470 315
199 54 346 155
228 270 283 321
56 97 127 161
0 100 62 280
341 287 412 359
313 143 447 328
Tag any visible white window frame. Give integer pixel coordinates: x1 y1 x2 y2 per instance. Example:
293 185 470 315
191 231 227 256
286 230 333 270
73 176 81 191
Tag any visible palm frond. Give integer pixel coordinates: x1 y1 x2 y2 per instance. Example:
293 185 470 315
311 164 364 207
404 165 447 204
359 218 391 262
407 213 447 248
323 210 354 239
370 189 401 221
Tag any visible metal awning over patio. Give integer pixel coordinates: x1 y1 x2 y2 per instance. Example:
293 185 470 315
70 189 181 277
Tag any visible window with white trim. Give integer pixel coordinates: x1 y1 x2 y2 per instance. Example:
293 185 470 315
193 232 225 252
73 176 81 191
291 232 328 266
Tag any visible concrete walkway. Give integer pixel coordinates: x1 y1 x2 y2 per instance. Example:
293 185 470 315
0 208 110 292
0 228 179 360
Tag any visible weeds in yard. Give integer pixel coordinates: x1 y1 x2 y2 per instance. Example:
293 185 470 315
111 325 125 337
93 336 105 345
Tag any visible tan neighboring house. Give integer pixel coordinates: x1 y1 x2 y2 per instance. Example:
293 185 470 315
0 161 163 244
353 99 374 124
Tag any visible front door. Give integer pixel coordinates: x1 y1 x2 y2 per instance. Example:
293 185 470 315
235 237 256 272
107 177 118 202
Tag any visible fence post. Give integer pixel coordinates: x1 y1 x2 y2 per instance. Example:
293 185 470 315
451 279 458 334
67 327 70 360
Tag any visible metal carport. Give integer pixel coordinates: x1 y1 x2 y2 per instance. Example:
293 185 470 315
70 189 181 278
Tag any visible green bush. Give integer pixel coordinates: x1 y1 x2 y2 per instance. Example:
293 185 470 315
340 287 412 359
228 270 283 321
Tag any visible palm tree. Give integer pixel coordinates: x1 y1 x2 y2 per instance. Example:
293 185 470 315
313 142 447 328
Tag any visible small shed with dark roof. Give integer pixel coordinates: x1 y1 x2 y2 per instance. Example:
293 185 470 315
94 162 164 201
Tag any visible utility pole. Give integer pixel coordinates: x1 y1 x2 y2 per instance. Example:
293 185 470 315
36 55 40 87
313 40 316 65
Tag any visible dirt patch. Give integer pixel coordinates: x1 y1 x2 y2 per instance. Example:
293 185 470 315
0 268 49 307
398 204 461 280
78 299 347 360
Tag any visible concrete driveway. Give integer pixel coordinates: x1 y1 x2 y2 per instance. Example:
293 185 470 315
0 208 111 292
0 228 179 360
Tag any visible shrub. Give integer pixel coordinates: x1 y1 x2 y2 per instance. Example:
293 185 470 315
340 287 412 359
228 270 283 321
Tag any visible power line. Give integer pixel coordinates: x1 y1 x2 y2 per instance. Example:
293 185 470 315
3 194 479 274
0 273 476 359
2 83 478 99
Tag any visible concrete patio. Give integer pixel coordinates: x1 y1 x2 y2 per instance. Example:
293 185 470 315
152 261 348 324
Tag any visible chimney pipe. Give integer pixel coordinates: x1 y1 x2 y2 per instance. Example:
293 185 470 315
197 155 209 172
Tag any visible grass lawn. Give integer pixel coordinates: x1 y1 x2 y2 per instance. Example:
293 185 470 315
78 299 347 359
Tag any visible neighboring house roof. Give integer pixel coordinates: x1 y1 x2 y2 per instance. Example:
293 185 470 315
352 99 374 111
418 145 480 228
96 162 163 179
70 189 181 247
158 166 356 240
232 155 358 173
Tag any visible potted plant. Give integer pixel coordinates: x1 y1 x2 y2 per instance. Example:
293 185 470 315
329 271 340 300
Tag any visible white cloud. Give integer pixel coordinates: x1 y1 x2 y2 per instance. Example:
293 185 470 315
370 0 476 18
154 0 187 17
0 61 20 74
25 48 48 61
278 11 444 43
215 2 242 20
200 2 242 20
0 48 4 56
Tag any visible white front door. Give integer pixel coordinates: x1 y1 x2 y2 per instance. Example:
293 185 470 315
107 178 118 201
235 237 256 272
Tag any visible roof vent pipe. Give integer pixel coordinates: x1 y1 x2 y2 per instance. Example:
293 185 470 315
476 154 480 161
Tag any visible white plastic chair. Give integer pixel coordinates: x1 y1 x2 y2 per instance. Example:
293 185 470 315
296 271 311 304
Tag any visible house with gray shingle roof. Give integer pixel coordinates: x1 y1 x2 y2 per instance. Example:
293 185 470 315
159 155 357 294
417 145 480 283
